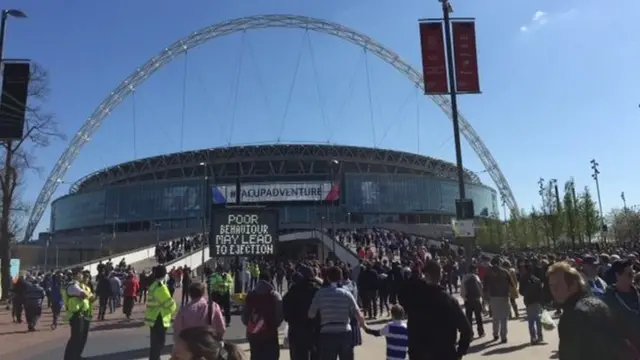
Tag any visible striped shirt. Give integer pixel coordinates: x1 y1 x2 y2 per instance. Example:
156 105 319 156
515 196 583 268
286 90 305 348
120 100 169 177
588 277 607 298
380 320 408 360
308 284 358 333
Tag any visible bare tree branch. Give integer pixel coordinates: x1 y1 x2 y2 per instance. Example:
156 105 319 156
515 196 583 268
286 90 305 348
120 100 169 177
1 62 64 299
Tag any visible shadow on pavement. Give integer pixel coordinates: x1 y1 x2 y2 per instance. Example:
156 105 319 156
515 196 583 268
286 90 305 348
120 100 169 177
467 339 496 354
90 320 145 332
549 350 559 359
0 328 30 336
481 342 530 356
85 344 172 360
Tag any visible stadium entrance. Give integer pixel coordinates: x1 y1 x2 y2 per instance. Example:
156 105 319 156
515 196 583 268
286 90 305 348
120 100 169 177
277 238 320 261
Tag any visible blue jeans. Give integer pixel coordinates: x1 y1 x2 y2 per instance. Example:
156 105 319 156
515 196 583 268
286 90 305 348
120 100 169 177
319 332 354 360
526 303 543 340
109 294 120 313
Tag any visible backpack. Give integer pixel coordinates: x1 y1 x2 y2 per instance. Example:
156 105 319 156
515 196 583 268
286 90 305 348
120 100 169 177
246 290 276 337
464 276 481 300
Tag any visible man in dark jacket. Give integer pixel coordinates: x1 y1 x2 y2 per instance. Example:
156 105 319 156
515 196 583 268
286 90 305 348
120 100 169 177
548 261 628 360
283 266 321 360
602 259 640 353
518 263 544 344
483 257 514 343
404 260 472 360
242 272 284 360
96 272 113 321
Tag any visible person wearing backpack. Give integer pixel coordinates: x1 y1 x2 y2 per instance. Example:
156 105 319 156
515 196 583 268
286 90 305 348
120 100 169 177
460 264 484 338
242 272 284 360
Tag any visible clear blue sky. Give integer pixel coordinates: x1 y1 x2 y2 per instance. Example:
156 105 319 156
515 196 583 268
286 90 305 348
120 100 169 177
3 0 639 237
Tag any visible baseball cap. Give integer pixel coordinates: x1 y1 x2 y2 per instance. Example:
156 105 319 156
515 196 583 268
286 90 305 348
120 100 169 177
582 255 599 266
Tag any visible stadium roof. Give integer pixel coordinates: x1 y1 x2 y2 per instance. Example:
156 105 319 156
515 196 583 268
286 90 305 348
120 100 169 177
70 144 482 193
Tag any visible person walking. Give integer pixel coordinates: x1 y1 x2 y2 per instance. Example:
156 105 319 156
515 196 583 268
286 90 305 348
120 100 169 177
122 272 139 320
63 267 95 360
547 261 630 360
283 266 322 360
145 265 177 360
50 273 64 329
22 275 46 332
403 259 472 360
308 266 365 360
518 262 544 344
460 264 484 338
242 272 284 360
483 257 513 343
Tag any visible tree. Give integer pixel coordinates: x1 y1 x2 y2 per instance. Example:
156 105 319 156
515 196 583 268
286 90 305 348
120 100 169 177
0 63 64 299
529 207 544 248
580 186 599 244
475 218 505 250
608 207 640 242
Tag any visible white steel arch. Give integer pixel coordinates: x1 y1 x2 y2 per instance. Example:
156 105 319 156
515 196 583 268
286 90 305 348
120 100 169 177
24 14 519 241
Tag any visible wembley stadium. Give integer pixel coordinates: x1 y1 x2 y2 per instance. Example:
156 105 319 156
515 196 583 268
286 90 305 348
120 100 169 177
47 144 498 253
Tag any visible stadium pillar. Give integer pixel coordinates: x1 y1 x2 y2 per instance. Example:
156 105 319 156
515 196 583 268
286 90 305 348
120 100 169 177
440 0 475 264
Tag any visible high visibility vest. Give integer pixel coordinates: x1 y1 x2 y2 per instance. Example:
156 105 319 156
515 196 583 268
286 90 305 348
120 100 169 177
250 264 259 277
144 280 176 328
209 274 222 293
64 282 92 322
218 274 234 294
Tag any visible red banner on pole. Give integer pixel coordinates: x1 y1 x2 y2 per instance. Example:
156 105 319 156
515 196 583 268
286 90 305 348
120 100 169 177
419 21 449 94
451 21 480 93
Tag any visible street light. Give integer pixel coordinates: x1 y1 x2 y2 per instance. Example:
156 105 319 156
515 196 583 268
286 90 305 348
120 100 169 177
199 162 208 280
590 159 607 241
328 160 339 256
0 9 28 63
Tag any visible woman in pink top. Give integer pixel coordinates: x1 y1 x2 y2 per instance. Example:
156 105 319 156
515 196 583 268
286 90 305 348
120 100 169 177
172 282 226 359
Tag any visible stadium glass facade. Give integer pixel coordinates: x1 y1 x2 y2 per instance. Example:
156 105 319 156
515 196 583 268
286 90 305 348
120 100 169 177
50 174 498 236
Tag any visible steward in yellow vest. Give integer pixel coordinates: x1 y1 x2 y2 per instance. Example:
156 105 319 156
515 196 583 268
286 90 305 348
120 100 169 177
218 271 233 326
63 267 95 360
145 265 177 360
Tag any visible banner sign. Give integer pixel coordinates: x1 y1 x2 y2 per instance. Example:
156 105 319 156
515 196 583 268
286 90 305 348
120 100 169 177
0 62 31 141
211 182 340 204
210 207 279 257
451 21 481 93
419 21 449 94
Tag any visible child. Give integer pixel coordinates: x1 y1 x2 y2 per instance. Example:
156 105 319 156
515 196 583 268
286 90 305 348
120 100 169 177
363 304 408 360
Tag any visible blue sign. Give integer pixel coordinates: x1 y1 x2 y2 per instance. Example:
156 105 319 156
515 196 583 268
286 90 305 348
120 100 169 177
10 258 20 278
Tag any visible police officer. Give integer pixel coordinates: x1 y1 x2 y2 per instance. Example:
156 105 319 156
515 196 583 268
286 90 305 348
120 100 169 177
208 265 224 304
145 265 177 360
63 267 94 360
219 270 233 326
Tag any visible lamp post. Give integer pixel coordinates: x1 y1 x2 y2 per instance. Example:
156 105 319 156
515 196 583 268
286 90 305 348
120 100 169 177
199 162 208 280
590 159 607 242
44 228 51 270
329 159 339 256
154 222 161 243
538 178 551 248
0 10 27 62
0 8 27 299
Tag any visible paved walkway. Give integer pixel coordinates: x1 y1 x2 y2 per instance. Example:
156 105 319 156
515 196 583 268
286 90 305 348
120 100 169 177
0 287 559 360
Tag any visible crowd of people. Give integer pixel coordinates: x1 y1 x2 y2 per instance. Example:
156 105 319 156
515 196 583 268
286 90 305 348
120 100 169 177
9 225 640 360
6 235 205 333
155 234 206 264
